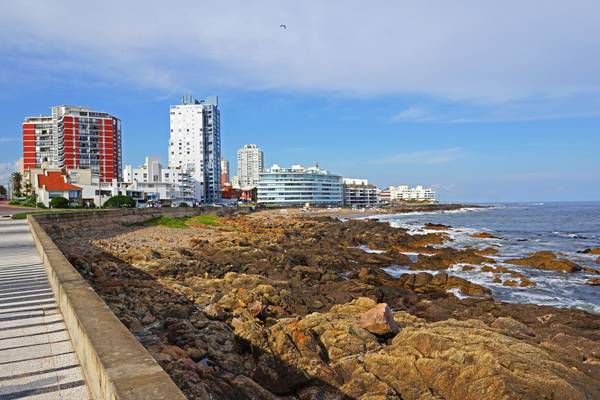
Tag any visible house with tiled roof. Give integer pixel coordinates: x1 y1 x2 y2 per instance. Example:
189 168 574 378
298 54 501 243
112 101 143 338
32 169 82 207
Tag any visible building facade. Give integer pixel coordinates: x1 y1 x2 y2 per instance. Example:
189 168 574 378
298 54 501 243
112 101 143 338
389 185 436 202
257 165 343 206
23 105 122 183
343 178 379 207
29 166 143 208
236 144 264 190
31 169 82 207
220 159 230 186
124 156 194 205
168 95 221 203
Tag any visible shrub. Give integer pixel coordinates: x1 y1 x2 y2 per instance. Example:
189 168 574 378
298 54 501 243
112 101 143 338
9 195 37 207
49 196 69 209
36 202 47 209
178 202 189 207
103 195 135 208
22 195 37 207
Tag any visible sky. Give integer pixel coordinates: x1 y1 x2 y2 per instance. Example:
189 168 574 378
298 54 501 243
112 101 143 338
0 1 599 202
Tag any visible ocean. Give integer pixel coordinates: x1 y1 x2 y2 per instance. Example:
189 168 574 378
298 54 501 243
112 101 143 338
367 202 600 314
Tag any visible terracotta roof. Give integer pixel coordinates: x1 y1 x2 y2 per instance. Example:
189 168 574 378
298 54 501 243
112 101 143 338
37 171 81 191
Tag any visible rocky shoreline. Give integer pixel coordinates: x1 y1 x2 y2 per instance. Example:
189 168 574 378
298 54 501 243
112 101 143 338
45 209 600 399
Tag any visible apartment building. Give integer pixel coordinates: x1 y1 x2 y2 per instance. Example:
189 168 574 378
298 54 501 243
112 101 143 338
237 144 264 190
257 164 343 206
221 159 230 185
343 178 379 207
23 105 122 183
389 185 436 202
168 95 221 203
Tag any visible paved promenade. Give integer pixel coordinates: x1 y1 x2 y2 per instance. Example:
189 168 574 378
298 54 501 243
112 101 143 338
0 219 89 399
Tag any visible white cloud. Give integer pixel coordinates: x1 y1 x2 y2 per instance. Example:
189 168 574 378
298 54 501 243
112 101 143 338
377 148 462 165
0 137 19 143
1 1 600 104
390 107 438 122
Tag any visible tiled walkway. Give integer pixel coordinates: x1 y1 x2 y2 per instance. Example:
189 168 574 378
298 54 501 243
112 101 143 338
0 219 89 399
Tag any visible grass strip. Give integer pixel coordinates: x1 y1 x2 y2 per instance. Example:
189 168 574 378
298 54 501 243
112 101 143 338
145 214 220 229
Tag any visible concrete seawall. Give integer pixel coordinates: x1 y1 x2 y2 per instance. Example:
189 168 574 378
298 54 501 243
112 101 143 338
27 209 192 400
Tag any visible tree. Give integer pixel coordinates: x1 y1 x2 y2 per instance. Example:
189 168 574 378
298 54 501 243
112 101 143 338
10 172 22 197
49 196 69 209
22 181 32 196
103 195 135 208
0 185 6 197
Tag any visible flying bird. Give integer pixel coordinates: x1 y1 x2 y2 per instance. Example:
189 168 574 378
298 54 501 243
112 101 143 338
280 24 287 30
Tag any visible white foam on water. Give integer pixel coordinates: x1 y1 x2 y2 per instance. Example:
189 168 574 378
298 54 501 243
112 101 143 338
446 287 473 300
356 245 385 254
355 209 600 314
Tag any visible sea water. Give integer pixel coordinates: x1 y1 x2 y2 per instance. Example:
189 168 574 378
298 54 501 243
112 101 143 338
365 202 600 314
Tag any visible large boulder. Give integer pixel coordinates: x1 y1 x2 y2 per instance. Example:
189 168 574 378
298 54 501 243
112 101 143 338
359 303 400 335
258 299 600 400
361 319 598 400
506 251 581 273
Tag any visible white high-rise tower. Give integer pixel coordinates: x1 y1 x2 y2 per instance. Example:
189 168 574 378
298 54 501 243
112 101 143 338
237 144 264 190
168 95 221 203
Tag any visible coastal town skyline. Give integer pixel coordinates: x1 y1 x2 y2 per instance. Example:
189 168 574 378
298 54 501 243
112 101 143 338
1 1 600 202
1 4 600 400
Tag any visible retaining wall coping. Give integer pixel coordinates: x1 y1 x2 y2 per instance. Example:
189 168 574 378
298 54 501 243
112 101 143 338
28 212 187 400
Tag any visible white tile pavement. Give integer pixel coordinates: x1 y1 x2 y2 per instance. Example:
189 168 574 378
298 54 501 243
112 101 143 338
0 220 89 399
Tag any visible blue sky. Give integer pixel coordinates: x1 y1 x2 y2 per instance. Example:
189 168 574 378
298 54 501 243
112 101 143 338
1 1 599 202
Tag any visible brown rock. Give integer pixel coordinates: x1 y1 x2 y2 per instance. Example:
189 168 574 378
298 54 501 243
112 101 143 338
476 247 500 256
411 248 495 271
203 303 225 320
519 278 535 287
248 300 267 318
503 279 518 287
423 223 451 231
506 251 581 273
586 278 600 286
413 271 433 287
491 316 535 339
471 232 500 239
359 303 400 335
362 319 599 400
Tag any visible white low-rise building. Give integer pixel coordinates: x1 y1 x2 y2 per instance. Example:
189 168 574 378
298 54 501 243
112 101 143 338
389 185 436 202
257 164 343 206
29 166 144 207
124 156 194 205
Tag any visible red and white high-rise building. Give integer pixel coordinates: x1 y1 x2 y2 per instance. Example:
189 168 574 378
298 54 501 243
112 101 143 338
23 105 122 182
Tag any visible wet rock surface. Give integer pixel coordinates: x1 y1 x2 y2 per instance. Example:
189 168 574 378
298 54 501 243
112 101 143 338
46 210 600 400
506 251 582 272
471 232 500 239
